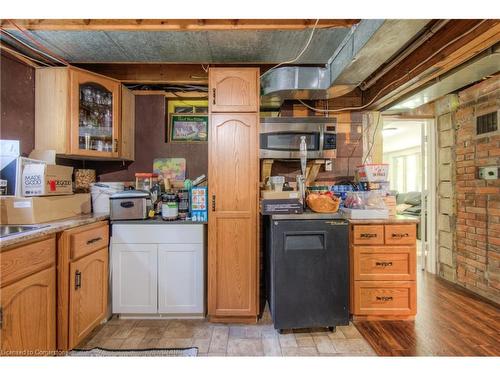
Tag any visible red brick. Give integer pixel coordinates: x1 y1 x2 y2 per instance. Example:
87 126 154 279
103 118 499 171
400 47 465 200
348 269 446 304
476 187 500 194
466 206 486 214
490 148 500 157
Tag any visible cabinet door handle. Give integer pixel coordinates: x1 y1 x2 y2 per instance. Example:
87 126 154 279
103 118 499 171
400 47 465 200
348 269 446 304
375 261 393 267
113 139 118 153
75 271 82 290
0 306 3 330
212 195 216 211
86 237 102 245
392 233 409 238
376 296 393 301
360 233 377 238
212 88 216 105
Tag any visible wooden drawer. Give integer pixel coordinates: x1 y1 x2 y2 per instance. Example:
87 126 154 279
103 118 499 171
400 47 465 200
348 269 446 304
70 223 109 260
353 246 416 281
1 236 56 286
352 225 384 245
385 224 417 245
353 281 416 316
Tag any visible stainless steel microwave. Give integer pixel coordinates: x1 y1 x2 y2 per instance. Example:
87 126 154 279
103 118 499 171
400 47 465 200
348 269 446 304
259 117 337 159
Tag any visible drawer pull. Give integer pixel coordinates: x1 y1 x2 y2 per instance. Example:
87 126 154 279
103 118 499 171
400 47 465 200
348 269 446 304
392 233 409 238
86 237 102 245
376 296 393 301
375 261 393 267
360 233 377 238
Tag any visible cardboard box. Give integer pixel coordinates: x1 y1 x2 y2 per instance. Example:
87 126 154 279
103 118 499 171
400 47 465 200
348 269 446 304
0 156 45 196
260 190 300 200
0 194 91 224
22 164 73 196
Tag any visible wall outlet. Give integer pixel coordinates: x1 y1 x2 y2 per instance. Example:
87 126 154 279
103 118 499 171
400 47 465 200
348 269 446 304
478 166 499 180
325 160 333 172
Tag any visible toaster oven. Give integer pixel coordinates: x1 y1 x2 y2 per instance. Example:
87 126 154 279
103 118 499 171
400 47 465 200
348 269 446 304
109 190 149 220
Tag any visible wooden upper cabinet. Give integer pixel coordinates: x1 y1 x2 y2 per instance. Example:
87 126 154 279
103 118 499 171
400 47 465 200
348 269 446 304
69 69 121 158
209 68 259 113
0 267 56 355
35 67 133 160
208 113 259 319
120 85 135 161
68 247 108 349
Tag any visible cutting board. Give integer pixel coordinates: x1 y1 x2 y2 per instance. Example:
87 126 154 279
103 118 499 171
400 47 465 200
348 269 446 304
153 158 186 183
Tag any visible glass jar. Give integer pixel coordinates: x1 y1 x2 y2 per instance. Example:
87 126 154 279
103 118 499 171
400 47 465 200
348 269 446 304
161 193 179 221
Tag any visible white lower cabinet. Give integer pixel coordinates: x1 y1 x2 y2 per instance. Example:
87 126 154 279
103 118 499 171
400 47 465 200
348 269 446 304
111 224 205 316
112 243 158 314
158 244 203 314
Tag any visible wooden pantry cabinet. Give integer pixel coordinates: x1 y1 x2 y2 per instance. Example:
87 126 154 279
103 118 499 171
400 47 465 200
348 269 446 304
209 68 259 112
57 221 109 350
35 66 135 160
350 223 417 320
208 67 260 323
0 236 56 356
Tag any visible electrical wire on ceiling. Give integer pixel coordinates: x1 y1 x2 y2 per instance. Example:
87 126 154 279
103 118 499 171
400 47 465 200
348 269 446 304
260 18 320 79
2 19 69 66
0 43 52 67
0 29 60 66
297 19 488 113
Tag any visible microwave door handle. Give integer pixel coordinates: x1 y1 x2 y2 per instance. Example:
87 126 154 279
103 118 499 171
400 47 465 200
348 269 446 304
319 126 325 158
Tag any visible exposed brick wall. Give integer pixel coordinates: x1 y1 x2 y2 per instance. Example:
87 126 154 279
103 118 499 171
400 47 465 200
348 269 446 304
453 76 500 303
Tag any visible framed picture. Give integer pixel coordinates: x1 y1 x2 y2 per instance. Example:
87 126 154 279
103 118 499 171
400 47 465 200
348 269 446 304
168 114 208 143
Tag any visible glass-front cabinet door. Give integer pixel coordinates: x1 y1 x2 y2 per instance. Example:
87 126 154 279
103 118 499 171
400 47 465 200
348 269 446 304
70 69 120 158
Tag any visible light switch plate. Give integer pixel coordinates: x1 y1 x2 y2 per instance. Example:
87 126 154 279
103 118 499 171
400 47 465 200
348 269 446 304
478 166 499 180
325 160 333 171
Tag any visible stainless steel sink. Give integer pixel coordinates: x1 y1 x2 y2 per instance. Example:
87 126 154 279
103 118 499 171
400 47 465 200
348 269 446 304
0 225 50 239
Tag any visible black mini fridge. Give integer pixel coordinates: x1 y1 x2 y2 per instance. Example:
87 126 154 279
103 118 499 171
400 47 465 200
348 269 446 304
265 217 349 331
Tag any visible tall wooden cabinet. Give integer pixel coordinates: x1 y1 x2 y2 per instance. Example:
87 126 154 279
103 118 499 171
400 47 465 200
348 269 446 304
0 236 56 356
208 68 260 322
35 66 135 160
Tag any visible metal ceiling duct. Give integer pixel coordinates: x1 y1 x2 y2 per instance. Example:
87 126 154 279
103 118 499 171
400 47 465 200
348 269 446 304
261 19 430 107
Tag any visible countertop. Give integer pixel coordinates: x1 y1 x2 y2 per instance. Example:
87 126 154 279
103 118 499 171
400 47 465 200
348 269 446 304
111 216 207 225
0 213 110 249
270 210 419 224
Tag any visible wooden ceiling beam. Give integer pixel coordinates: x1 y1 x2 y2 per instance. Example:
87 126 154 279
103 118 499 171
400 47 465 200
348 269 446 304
74 63 209 84
362 19 500 110
1 19 359 31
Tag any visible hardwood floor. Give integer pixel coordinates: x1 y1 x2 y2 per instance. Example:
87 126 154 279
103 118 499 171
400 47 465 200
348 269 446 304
354 271 500 356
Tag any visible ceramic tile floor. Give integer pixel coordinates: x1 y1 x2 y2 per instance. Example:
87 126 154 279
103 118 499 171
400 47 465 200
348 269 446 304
79 308 376 356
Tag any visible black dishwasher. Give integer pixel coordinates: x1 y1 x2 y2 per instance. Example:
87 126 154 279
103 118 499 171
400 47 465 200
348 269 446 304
265 217 349 331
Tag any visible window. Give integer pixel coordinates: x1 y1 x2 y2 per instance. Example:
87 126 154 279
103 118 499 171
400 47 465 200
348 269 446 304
389 152 422 193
